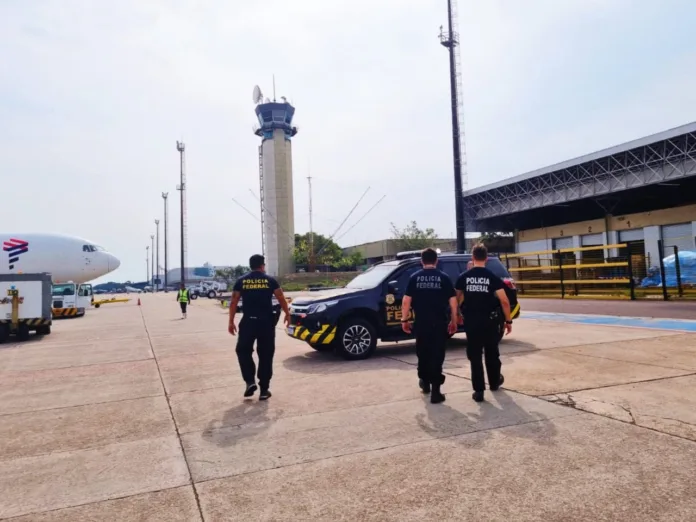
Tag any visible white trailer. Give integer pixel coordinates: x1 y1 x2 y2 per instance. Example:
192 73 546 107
0 273 53 342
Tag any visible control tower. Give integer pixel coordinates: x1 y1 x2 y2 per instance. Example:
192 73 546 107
253 85 298 277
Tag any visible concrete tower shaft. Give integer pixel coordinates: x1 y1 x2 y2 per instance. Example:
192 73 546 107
254 101 298 277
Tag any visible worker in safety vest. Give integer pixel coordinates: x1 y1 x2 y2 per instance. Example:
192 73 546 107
176 283 190 319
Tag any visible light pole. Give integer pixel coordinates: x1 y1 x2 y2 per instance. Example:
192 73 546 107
150 235 154 286
146 245 150 285
155 219 160 292
176 141 186 288
162 192 169 291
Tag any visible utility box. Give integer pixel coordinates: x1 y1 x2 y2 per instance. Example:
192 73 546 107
0 273 53 342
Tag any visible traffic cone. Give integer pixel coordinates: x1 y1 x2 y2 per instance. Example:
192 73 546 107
137 298 141 306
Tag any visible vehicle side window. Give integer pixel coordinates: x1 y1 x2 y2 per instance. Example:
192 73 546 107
438 260 464 284
392 266 419 295
83 245 90 252
485 258 510 278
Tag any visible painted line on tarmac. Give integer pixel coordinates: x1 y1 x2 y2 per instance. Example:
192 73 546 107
523 311 696 333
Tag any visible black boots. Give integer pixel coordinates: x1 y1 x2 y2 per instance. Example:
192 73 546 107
430 384 446 404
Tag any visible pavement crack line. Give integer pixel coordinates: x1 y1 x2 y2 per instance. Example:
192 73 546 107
139 307 205 522
538 394 696 444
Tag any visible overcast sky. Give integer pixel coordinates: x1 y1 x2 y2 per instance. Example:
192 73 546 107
2 0 696 283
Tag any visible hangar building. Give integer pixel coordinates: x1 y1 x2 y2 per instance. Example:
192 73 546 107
462 122 696 274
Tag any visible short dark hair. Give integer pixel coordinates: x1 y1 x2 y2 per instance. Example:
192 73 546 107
472 243 488 261
421 248 438 265
249 254 265 270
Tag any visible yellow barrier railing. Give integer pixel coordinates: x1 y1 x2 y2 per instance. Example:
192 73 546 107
508 261 628 272
501 243 627 259
500 243 639 299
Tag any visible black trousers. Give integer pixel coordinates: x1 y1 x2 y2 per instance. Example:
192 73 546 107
415 322 448 385
179 302 188 313
465 327 502 392
236 316 276 389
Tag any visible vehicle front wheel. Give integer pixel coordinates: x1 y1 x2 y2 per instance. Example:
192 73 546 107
207 290 216 298
190 293 198 300
0 324 9 344
336 317 377 360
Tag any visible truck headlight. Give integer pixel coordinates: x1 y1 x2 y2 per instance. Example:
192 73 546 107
307 300 338 315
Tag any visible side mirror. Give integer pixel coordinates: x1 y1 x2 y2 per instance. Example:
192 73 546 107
387 280 399 294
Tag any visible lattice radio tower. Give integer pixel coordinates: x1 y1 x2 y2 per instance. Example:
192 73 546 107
176 141 188 285
440 0 469 253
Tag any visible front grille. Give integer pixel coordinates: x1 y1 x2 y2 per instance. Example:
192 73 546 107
53 300 63 308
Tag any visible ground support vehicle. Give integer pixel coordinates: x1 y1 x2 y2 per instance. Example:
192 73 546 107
0 273 53 342
52 282 93 317
92 296 131 308
189 281 227 299
286 252 521 360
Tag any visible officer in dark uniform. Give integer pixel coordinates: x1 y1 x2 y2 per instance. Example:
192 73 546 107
401 248 458 404
455 244 512 403
228 254 291 400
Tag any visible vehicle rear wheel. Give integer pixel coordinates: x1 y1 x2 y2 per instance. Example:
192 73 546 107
17 323 30 341
37 325 51 335
336 317 377 360
207 290 216 298
190 293 198 300
496 316 505 343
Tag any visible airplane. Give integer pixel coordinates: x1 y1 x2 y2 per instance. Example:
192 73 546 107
1 233 121 284
125 286 143 293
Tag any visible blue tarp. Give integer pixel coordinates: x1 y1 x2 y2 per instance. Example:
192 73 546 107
640 250 696 287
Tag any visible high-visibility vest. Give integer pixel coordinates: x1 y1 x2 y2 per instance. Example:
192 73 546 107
178 289 189 302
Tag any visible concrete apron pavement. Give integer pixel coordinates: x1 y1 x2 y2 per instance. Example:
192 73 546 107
1 296 695 520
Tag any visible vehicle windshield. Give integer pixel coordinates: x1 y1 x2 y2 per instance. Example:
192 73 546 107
52 284 76 296
345 262 399 290
82 244 106 252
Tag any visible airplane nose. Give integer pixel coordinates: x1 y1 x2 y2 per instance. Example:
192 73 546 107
108 254 121 272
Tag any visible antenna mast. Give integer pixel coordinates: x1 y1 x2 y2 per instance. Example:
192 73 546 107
176 140 188 286
440 0 469 253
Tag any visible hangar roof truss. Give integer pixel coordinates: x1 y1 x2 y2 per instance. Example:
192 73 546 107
463 124 696 221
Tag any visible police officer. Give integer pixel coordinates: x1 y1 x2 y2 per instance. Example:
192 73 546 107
228 254 291 400
455 244 512 403
176 283 190 319
401 248 458 404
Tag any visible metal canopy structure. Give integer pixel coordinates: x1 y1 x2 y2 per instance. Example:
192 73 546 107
463 122 696 230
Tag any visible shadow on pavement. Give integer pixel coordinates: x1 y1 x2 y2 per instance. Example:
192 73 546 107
202 401 280 448
281 350 413 374
415 390 557 449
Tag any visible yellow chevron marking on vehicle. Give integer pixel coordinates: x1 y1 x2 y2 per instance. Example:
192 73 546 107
511 303 521 319
323 326 337 344
309 325 329 344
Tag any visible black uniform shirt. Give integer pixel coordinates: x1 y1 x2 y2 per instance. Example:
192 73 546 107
405 268 456 325
455 266 504 332
233 271 279 320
